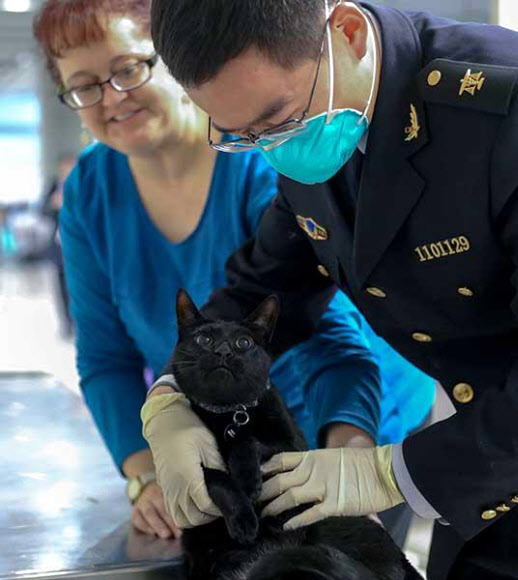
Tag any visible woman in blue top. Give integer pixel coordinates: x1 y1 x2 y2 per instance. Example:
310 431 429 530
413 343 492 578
34 0 435 544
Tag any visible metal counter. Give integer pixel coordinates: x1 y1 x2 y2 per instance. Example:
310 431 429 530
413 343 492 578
0 373 185 580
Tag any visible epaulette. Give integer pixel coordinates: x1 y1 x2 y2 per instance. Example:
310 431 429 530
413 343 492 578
417 58 518 115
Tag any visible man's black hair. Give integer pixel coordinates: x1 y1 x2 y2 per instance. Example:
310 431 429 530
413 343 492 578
151 0 328 87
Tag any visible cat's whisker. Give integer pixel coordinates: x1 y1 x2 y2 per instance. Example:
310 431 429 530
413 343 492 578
175 345 197 354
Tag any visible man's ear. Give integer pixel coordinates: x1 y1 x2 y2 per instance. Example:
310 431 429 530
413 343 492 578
330 2 369 60
176 289 204 329
245 295 280 342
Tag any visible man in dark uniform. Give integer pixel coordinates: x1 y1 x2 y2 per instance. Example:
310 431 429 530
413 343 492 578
144 1 518 578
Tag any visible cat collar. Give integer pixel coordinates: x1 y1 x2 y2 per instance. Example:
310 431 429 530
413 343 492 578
150 373 271 415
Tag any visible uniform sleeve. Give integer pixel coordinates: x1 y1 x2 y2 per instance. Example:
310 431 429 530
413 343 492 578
60 170 149 472
239 158 382 444
402 109 518 540
202 182 337 357
281 291 381 446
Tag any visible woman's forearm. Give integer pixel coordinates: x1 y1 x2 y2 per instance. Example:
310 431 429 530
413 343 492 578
325 422 376 449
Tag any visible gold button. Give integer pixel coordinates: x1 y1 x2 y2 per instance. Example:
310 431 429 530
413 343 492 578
317 265 329 277
511 495 518 504
412 332 433 343
453 383 474 404
458 287 474 297
481 510 497 520
366 287 387 299
428 70 442 87
496 504 511 513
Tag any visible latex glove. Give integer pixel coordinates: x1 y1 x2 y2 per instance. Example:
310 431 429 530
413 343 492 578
260 445 403 530
141 393 224 528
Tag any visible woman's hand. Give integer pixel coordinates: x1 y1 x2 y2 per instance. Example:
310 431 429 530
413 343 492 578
131 481 183 539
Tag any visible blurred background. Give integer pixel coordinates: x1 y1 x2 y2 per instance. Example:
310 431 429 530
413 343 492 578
1 1 518 578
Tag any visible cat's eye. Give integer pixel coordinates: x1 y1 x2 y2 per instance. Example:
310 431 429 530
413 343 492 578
235 336 254 351
195 333 213 347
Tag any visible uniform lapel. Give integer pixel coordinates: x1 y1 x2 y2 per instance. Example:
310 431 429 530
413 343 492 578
353 4 430 288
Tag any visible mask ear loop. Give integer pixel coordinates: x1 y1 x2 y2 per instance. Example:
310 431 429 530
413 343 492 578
357 11 378 126
324 0 335 125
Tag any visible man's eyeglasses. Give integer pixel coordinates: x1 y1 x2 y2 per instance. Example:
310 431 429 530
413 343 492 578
208 32 327 153
59 54 159 110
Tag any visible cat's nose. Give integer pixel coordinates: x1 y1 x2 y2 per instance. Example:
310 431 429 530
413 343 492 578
214 341 232 358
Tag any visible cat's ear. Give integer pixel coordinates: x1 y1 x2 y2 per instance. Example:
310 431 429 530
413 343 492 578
176 289 204 330
245 295 279 342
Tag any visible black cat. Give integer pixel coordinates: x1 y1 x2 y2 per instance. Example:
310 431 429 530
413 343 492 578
162 289 423 580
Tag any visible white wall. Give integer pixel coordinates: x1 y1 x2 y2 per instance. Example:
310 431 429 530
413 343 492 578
498 0 518 30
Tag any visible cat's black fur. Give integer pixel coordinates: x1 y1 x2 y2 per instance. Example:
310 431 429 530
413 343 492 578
162 290 423 580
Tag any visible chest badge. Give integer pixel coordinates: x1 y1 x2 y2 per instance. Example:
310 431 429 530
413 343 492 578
404 104 421 142
296 216 328 241
459 69 486 97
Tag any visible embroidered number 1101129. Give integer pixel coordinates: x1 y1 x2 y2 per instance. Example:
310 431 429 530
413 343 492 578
415 236 470 262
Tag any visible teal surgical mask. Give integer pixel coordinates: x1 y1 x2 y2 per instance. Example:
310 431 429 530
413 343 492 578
259 5 377 185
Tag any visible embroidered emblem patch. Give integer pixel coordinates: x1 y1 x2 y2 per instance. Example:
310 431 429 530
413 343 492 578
404 104 420 142
459 69 485 97
296 216 328 241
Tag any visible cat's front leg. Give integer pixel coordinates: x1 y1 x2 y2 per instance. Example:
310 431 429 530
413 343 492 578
203 467 258 544
228 437 262 502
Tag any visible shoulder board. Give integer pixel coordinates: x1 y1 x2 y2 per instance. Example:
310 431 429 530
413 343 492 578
417 58 518 115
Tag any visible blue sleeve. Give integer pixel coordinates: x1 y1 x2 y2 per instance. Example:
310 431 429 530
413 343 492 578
60 168 148 472
283 291 382 446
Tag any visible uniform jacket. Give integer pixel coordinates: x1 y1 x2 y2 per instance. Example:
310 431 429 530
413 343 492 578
202 1 518 563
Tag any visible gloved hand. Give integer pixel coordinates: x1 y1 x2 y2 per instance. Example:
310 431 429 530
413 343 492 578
141 393 224 528
260 445 403 530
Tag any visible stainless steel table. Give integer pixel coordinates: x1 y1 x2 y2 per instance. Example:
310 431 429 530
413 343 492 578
0 373 184 580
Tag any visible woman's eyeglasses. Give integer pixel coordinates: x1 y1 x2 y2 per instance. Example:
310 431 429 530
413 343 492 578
59 54 158 110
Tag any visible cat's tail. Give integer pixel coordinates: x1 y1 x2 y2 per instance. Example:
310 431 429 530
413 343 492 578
232 544 379 580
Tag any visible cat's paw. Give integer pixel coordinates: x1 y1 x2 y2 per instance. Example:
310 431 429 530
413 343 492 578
226 509 259 545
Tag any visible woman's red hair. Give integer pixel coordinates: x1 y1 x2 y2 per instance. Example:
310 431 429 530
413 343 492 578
33 0 152 84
